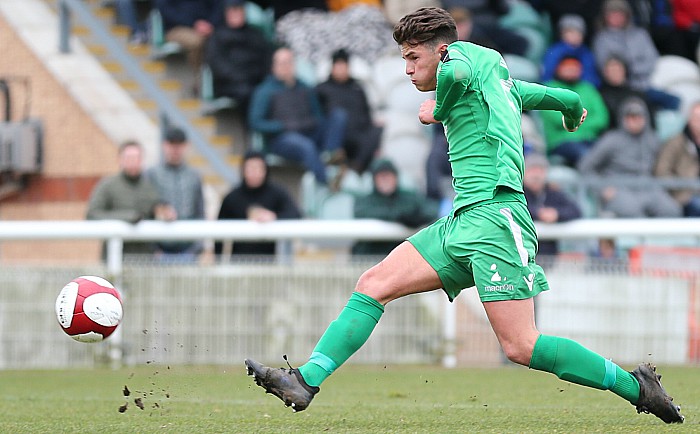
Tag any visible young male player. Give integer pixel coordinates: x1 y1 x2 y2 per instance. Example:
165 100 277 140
245 7 684 423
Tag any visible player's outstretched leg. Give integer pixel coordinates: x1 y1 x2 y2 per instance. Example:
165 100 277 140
244 358 319 412
245 292 384 411
630 363 684 423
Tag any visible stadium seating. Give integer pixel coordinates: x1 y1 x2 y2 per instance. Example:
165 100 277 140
317 191 355 220
148 9 183 59
650 55 700 90
503 54 540 82
199 64 237 115
654 109 686 142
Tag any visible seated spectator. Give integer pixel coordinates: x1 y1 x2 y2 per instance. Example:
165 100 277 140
655 101 700 216
540 56 609 167
215 151 301 258
352 159 438 256
248 46 347 184
315 49 381 175
593 0 680 111
577 97 682 218
146 126 205 260
541 14 599 87
204 0 273 113
115 0 151 45
154 0 222 93
598 55 655 129
523 153 582 258
86 140 165 256
448 6 528 57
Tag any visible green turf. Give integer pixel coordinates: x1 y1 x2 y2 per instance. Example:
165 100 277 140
0 363 695 433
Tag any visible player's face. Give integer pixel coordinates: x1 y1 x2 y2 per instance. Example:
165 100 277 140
401 42 445 92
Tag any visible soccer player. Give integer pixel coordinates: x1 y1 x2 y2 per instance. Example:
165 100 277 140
245 7 684 424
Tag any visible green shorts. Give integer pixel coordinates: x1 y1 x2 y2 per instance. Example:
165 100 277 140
408 190 549 302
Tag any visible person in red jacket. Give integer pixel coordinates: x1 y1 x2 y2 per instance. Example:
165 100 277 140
671 0 700 60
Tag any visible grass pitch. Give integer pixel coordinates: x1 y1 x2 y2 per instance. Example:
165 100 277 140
0 364 696 433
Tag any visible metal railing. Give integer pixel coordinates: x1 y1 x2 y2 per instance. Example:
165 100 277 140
0 218 699 369
1 218 700 275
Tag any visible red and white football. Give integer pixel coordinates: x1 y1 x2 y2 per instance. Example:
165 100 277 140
55 276 123 343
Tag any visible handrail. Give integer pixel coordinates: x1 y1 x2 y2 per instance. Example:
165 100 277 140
0 218 698 243
57 0 237 184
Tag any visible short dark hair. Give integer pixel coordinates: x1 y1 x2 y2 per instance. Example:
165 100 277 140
393 7 458 47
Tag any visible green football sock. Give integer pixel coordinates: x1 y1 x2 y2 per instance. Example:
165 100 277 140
529 334 640 404
298 292 384 387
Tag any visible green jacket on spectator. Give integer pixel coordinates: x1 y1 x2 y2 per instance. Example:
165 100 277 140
539 79 609 154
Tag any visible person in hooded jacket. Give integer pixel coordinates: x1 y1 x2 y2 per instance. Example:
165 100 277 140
351 158 438 255
577 97 682 217
215 151 301 257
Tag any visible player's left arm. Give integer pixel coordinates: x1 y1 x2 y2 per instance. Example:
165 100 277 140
513 79 586 131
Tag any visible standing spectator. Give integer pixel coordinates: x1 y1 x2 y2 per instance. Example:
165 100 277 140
146 126 205 260
248 47 347 184
541 14 599 87
630 0 686 59
352 159 438 256
598 55 654 129
86 141 164 256
154 0 222 94
578 97 682 217
523 153 582 258
316 49 381 175
671 0 700 61
540 56 609 167
215 151 301 258
655 101 700 216
205 0 273 113
593 0 680 110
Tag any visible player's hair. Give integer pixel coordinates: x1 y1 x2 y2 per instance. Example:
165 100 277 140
393 7 458 48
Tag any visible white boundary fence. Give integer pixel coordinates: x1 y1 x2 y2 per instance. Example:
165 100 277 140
1 219 700 369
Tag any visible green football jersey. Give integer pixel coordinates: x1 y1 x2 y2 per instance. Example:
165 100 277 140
433 41 583 213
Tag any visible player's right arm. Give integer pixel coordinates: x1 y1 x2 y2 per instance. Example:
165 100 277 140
513 80 585 131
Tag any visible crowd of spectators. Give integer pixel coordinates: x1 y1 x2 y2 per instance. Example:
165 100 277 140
105 0 700 259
